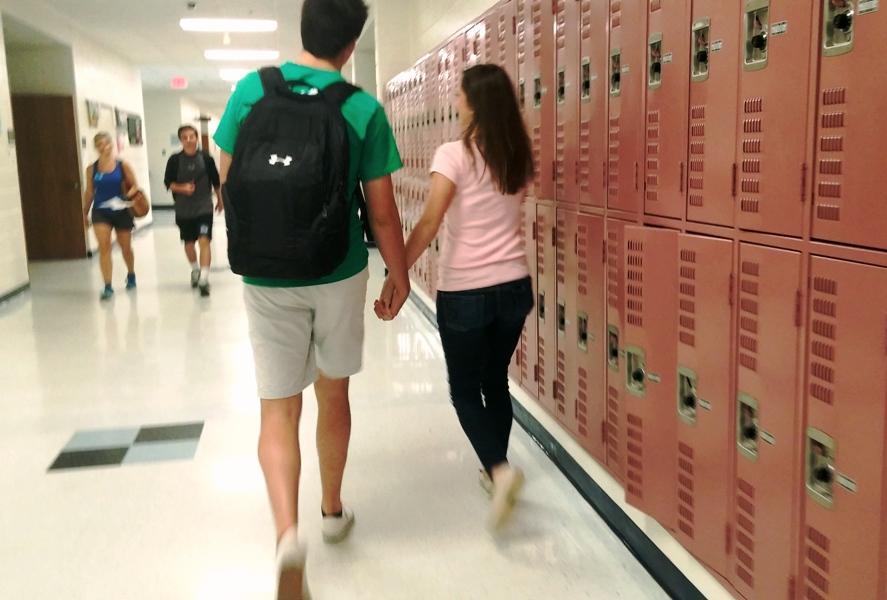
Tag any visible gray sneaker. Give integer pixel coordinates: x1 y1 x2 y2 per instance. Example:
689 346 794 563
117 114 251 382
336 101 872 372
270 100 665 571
322 507 355 544
190 269 200 288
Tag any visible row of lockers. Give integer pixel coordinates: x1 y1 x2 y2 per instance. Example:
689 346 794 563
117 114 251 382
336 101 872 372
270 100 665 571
385 2 887 600
397 187 887 600
387 0 886 252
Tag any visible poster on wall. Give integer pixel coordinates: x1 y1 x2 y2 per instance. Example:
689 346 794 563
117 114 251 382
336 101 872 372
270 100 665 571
86 100 100 128
115 108 128 131
127 115 143 146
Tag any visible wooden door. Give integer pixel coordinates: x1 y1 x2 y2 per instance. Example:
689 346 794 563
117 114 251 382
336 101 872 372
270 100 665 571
11 94 85 260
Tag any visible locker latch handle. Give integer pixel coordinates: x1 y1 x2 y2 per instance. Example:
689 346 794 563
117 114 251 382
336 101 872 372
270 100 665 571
625 347 646 397
737 394 760 461
557 302 566 333
577 312 589 352
538 292 546 321
607 325 620 370
806 428 839 509
678 368 698 426
557 69 566 104
533 76 543 108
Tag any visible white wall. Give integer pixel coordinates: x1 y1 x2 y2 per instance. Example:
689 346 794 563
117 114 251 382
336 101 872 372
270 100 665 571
143 92 183 207
0 14 28 297
6 45 75 95
0 0 153 257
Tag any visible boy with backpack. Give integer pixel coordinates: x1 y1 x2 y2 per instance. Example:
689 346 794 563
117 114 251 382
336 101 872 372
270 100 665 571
164 125 223 297
214 0 409 597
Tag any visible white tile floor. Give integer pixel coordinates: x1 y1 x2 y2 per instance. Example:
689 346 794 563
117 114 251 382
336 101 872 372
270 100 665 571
0 214 668 600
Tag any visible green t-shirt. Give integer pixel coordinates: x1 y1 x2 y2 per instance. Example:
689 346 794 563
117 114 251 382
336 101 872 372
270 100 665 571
213 62 403 287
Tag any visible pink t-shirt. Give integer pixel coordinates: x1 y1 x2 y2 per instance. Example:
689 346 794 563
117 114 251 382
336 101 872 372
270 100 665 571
430 141 529 292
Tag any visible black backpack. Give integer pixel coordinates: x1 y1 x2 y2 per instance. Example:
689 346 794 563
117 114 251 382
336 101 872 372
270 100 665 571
223 66 359 279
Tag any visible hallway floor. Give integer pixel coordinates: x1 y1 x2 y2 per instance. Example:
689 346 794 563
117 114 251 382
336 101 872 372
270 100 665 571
0 214 668 599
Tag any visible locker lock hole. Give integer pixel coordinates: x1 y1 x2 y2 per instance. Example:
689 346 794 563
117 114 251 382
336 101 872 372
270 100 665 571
538 292 546 321
744 5 770 68
557 303 566 333
625 348 646 396
610 52 621 95
737 396 760 460
648 41 663 87
678 370 698 425
806 429 836 508
692 23 711 80
607 326 619 370
581 61 591 99
557 69 566 103
533 76 543 107
577 313 589 352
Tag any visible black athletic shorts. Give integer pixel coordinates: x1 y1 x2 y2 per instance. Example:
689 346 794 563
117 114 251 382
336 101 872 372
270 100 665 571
92 208 134 230
176 214 214 242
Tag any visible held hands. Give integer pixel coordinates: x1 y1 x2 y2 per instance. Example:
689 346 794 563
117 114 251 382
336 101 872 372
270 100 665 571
374 272 411 321
178 182 196 196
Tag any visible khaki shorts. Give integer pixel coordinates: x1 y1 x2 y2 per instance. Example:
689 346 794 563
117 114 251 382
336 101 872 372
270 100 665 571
243 268 369 399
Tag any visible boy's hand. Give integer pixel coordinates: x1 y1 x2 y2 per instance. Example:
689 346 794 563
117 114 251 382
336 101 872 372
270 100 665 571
375 273 410 321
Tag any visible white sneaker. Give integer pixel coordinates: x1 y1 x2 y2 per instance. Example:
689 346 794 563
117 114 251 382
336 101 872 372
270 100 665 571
190 269 200 288
322 507 355 544
488 466 525 531
478 469 494 497
276 527 310 600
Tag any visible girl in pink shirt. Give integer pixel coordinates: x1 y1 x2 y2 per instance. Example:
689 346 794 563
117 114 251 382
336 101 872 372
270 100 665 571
378 64 534 530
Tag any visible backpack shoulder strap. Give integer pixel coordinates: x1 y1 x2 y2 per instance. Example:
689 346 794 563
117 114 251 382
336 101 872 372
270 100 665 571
321 81 361 107
259 66 287 97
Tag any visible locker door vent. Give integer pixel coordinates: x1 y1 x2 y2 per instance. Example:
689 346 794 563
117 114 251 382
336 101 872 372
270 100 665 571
579 119 592 194
577 223 589 296
580 1 592 40
610 0 622 28
740 98 764 215
498 14 508 66
739 261 761 372
517 15 527 65
804 525 832 600
810 277 838 405
735 476 757 588
577 367 589 435
677 442 696 539
608 114 620 198
539 333 548 395
556 216 567 284
689 103 706 207
533 125 543 190
647 108 662 204
556 122 566 197
815 87 847 223
607 229 622 309
537 214 547 277
679 250 698 347
625 413 644 498
556 1 567 48
520 327 530 381
607 384 621 465
531 0 543 58
556 350 566 416
626 240 644 327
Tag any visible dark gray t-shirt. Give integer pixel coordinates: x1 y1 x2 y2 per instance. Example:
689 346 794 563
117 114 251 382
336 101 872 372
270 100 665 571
164 151 219 219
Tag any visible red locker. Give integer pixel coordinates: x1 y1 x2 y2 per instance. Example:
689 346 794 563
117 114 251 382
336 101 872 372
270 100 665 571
607 0 647 214
572 213 607 462
622 226 679 530
555 209 576 424
578 0 609 208
675 234 734 577
812 3 887 251
536 203 558 414
555 0 580 205
801 257 887 600
519 198 540 399
732 243 803 600
735 0 814 237
644 0 691 219
605 218 629 482
518 0 556 201
686 4 740 227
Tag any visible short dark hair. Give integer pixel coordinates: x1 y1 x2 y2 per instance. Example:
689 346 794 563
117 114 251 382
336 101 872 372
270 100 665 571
301 0 368 60
178 125 199 140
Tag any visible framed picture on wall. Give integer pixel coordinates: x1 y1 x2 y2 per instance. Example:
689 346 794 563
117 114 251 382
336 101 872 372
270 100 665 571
86 100 100 128
115 108 128 131
127 115 143 146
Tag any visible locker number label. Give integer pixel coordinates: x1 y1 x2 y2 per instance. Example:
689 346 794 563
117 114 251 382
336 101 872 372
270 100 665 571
770 21 789 36
621 65 631 74
662 53 673 64
760 430 776 446
837 474 858 494
698 398 712 411
859 0 879 14
711 40 724 53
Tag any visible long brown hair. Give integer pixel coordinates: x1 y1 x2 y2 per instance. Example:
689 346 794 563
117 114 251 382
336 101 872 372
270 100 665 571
461 64 534 195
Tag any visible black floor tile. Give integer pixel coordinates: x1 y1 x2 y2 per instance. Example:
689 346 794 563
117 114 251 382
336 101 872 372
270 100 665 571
134 422 204 444
48 447 129 471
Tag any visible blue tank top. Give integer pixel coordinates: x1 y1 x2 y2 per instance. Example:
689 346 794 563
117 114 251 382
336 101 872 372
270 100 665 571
93 161 125 211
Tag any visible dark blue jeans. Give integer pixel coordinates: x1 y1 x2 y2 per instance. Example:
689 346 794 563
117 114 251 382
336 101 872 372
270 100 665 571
436 277 534 473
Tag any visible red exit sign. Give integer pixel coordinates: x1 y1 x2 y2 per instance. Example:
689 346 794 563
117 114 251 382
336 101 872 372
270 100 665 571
170 76 189 90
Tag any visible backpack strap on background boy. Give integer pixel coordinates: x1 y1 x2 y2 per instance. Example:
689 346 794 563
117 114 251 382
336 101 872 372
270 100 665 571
321 81 361 107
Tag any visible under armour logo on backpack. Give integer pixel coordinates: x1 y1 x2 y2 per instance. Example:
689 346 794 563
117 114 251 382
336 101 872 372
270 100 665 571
269 154 293 167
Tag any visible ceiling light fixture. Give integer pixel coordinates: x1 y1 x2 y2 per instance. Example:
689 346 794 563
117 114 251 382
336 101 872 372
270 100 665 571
205 49 280 61
180 18 278 33
219 68 251 82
